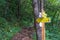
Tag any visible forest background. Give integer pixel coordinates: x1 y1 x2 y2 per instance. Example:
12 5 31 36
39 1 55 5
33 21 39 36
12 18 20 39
0 0 60 40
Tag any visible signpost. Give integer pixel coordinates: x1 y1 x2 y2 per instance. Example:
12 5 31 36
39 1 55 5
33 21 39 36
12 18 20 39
33 0 51 40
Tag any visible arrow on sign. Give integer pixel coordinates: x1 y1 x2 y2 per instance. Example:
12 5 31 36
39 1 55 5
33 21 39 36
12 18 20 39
36 17 51 23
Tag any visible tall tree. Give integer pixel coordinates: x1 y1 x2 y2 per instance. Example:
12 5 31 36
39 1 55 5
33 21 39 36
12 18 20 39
33 0 42 40
33 0 45 40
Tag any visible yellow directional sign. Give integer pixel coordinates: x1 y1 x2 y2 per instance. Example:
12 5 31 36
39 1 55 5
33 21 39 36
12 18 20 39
36 17 51 23
42 10 47 18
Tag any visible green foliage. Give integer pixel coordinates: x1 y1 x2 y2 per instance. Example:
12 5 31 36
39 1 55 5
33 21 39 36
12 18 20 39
0 17 21 40
45 0 60 40
0 0 60 40
33 32 37 40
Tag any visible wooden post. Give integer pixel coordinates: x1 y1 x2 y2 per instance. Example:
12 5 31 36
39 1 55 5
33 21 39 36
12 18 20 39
33 0 45 40
41 0 45 40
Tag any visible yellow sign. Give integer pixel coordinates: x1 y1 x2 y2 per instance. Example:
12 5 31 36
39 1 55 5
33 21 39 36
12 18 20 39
42 10 47 18
36 17 51 23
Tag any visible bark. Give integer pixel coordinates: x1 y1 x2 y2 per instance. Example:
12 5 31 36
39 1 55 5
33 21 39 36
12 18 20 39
32 0 42 40
33 0 44 40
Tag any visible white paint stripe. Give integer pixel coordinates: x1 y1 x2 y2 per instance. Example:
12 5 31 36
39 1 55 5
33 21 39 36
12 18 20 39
39 22 42 27
39 12 42 18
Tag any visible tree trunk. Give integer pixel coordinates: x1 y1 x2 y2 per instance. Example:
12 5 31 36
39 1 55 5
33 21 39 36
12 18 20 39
33 0 45 40
16 0 20 21
33 0 42 40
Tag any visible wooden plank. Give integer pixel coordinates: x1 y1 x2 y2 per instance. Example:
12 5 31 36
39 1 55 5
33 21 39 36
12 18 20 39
42 23 45 40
